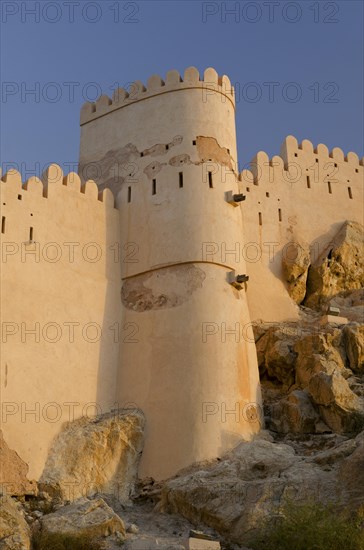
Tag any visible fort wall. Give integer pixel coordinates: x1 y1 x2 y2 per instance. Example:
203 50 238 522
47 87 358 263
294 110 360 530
0 167 121 480
238 136 364 321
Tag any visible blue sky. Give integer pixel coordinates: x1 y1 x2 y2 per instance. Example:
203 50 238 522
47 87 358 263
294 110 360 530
1 0 363 178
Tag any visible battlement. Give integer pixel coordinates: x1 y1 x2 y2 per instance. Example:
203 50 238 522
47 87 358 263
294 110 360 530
238 135 363 185
1 165 117 209
80 66 235 126
280 135 364 168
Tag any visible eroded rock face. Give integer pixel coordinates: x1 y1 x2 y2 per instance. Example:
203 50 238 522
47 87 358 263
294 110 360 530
40 497 125 539
256 321 364 436
343 324 364 373
304 221 364 309
255 326 298 386
282 241 311 304
294 330 347 387
0 496 31 550
39 410 145 503
337 430 364 509
159 434 342 545
308 372 364 432
269 390 327 434
0 431 36 497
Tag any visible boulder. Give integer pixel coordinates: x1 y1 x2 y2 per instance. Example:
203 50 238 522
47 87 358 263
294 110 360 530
269 390 328 434
304 221 364 309
294 330 347 388
282 240 310 304
39 410 145 503
40 497 125 538
160 436 338 545
0 496 31 550
337 430 364 509
255 326 298 386
343 324 364 373
308 371 364 433
327 289 364 323
0 431 36 497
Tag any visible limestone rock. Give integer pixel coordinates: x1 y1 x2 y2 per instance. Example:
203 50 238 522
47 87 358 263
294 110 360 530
282 240 310 304
0 431 36 497
343 324 364 373
0 496 31 550
255 326 298 386
327 288 364 322
294 330 347 388
269 389 328 434
337 430 364 509
39 410 145 503
160 438 337 545
308 371 364 433
304 221 364 309
40 497 125 538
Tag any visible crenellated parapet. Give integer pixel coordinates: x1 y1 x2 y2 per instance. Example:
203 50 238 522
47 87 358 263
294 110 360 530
1 165 117 209
280 135 364 169
237 135 363 242
80 66 235 125
238 135 363 187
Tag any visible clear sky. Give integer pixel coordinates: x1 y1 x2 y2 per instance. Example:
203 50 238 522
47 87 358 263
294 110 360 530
1 0 363 179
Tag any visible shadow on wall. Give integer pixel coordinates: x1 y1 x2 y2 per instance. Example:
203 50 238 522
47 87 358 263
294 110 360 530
96 188 122 422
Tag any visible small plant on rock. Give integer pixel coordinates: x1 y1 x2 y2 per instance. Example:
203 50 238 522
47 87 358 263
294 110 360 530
31 530 103 550
249 500 364 550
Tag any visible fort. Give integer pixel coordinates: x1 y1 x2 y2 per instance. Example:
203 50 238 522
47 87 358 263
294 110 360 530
0 67 363 484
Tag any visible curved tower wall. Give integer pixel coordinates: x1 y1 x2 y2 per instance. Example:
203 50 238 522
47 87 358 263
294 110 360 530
79 67 262 479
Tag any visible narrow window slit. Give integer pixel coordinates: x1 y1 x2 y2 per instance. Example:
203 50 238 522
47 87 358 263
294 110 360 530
208 171 213 188
152 179 156 195
278 208 282 222
179 172 183 188
127 187 131 203
306 176 311 188
348 187 353 199
259 212 262 226
29 227 33 241
328 181 332 194
1 216 5 234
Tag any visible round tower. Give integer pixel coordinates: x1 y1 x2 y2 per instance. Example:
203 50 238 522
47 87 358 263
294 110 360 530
79 67 262 480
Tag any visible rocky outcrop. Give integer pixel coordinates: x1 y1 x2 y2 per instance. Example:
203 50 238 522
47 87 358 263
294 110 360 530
343 324 364 373
308 371 364 432
0 431 36 497
39 410 145 503
327 288 364 322
159 432 358 546
269 390 328 434
40 497 125 539
282 241 311 304
337 430 364 509
255 326 299 386
0 496 31 550
256 321 364 435
294 330 348 387
304 221 364 309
